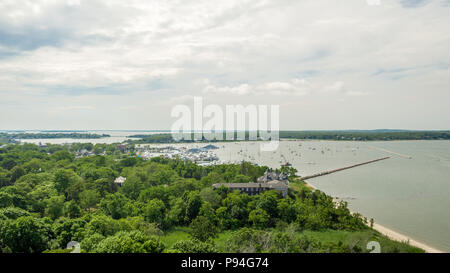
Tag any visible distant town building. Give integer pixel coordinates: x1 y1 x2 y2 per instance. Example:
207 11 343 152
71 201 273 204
38 142 48 148
212 170 289 197
187 148 202 154
114 176 127 187
202 144 219 150
116 144 129 153
257 169 288 183
75 148 95 158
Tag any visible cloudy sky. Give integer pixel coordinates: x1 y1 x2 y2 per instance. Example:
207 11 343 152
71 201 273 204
0 0 449 130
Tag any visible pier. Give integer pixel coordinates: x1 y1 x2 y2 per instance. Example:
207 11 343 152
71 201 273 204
301 157 390 180
367 145 412 159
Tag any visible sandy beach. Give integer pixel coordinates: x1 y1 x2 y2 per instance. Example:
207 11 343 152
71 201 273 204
303 180 444 253
371 222 443 253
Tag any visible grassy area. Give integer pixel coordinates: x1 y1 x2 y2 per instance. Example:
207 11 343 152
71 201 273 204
161 226 423 253
302 229 424 253
289 178 317 194
214 230 234 252
160 227 191 248
161 227 234 251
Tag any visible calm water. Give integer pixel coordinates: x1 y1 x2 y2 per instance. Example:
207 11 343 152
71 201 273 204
214 140 450 252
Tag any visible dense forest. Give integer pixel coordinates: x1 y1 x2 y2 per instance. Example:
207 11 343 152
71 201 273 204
0 143 423 253
128 133 185 143
280 130 450 141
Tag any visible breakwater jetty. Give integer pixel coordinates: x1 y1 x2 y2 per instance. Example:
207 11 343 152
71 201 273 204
301 157 390 180
367 145 412 159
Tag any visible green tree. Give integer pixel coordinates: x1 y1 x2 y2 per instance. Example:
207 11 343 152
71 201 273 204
138 185 170 205
171 239 217 253
0 171 11 187
167 197 187 226
99 193 130 219
28 183 57 216
52 217 87 248
92 177 115 197
199 187 221 208
65 201 81 218
92 231 165 253
85 215 120 237
0 192 13 208
51 150 74 162
53 169 79 196
249 208 270 229
45 195 65 220
10 166 26 184
232 174 252 183
120 157 138 168
80 190 100 210
215 206 233 230
0 216 52 253
198 202 217 223
0 207 31 220
120 175 145 200
256 191 279 219
279 166 297 177
277 198 297 223
143 199 166 225
189 216 218 242
186 191 202 221
80 233 105 252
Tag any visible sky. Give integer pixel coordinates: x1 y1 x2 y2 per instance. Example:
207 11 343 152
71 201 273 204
0 0 449 130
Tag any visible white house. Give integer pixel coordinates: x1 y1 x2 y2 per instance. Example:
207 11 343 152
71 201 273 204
114 176 127 187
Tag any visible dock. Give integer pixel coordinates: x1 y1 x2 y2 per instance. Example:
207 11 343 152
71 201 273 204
367 145 412 159
301 157 390 180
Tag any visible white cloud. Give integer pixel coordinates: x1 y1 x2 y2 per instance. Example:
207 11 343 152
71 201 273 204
52 105 95 111
200 79 364 98
260 79 312 96
346 91 369 96
203 83 254 96
0 0 449 129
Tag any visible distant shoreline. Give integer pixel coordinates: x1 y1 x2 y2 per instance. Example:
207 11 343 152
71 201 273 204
303 180 444 253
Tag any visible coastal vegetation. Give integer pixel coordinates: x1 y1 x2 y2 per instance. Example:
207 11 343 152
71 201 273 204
128 132 260 144
0 143 423 253
4 130 450 146
279 130 450 141
0 132 110 143
127 130 450 144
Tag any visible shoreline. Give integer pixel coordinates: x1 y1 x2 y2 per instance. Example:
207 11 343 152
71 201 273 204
303 180 444 253
371 222 443 253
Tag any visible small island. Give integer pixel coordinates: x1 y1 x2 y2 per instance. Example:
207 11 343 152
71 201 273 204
0 132 111 144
